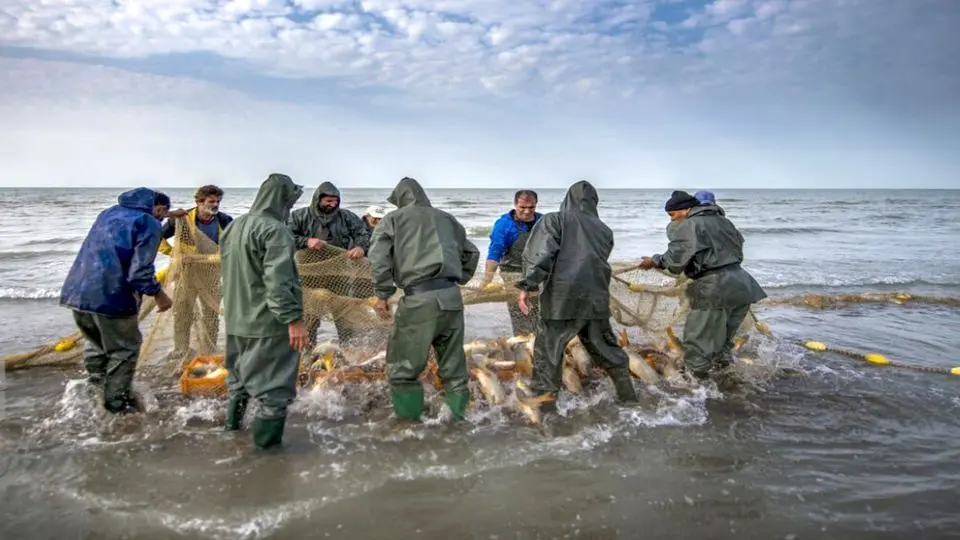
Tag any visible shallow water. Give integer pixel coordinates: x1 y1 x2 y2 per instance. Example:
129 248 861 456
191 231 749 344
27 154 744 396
2 188 960 538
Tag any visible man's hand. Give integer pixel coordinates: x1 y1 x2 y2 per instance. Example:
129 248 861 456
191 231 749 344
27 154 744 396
517 290 530 315
374 298 391 321
288 320 309 352
166 208 188 219
346 247 364 259
155 290 173 313
638 257 656 270
306 238 326 250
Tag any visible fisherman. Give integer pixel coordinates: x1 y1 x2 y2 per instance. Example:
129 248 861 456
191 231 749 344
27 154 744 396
220 173 308 450
482 190 543 336
361 204 392 234
159 185 233 361
287 181 370 347
59 188 174 414
368 177 480 422
514 180 639 412
694 190 725 215
639 190 767 380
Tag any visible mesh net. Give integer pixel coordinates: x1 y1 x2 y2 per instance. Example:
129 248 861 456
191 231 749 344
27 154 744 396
5 218 767 389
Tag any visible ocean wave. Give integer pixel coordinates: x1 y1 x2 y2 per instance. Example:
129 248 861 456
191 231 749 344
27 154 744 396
0 250 77 262
760 277 960 291
0 286 60 300
14 236 84 247
740 226 843 236
468 225 493 237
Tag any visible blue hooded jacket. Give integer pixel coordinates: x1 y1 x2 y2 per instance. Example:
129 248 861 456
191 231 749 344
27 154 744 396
59 188 164 317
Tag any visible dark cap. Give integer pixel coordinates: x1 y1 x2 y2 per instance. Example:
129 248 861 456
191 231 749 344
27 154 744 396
664 190 699 212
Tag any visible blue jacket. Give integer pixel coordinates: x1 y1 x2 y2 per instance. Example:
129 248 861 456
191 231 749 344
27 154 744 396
486 210 543 262
60 188 164 317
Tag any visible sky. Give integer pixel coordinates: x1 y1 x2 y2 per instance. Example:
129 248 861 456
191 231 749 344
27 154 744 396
0 0 957 189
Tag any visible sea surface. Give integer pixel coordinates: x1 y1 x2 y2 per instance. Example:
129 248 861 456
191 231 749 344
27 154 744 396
1 187 959 539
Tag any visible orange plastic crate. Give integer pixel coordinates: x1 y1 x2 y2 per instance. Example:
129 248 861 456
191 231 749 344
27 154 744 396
179 354 228 398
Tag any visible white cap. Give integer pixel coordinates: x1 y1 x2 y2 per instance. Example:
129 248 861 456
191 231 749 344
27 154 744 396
364 205 391 219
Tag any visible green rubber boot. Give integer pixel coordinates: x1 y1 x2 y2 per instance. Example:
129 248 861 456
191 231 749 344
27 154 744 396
252 416 286 450
443 390 471 421
225 396 249 431
391 387 425 422
609 368 639 404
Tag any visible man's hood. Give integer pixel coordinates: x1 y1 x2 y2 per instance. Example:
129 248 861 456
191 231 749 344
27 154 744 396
387 177 432 208
688 205 722 218
117 188 158 214
250 173 303 222
310 181 342 214
558 180 599 216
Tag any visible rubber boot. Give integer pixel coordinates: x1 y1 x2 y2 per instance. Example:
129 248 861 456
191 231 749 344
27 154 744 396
225 396 249 431
608 368 639 404
443 390 470 421
252 416 286 450
391 387 425 422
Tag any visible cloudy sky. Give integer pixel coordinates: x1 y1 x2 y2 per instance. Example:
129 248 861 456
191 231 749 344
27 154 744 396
0 0 956 189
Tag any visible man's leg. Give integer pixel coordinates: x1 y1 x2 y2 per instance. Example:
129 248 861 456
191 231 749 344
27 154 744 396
530 319 581 399
385 300 437 422
93 313 143 413
332 317 357 348
431 309 470 420
224 335 251 431
578 319 638 403
240 334 300 450
72 310 108 388
195 278 221 356
682 309 728 379
716 304 752 369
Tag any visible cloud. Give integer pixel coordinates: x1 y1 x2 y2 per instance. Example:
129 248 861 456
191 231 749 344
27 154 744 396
0 0 957 188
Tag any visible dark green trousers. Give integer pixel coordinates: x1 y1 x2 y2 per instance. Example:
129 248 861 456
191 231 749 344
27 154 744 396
72 310 142 413
682 304 751 376
530 318 632 397
386 290 469 421
225 334 299 420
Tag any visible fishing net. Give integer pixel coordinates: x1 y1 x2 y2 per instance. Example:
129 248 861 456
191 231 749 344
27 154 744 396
4 218 766 381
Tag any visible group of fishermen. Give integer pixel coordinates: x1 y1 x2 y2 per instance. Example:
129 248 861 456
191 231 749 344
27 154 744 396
58 174 766 451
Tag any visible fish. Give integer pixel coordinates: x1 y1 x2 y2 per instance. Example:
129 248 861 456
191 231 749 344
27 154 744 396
506 333 534 345
464 340 493 356
627 352 661 384
516 393 556 425
310 350 336 372
513 347 534 376
488 360 517 371
665 327 684 355
471 365 506 405
617 328 630 347
565 337 591 376
355 350 387 368
205 367 228 379
561 364 583 394
733 335 749 352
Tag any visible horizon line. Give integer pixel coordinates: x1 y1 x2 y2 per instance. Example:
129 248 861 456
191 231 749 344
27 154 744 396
0 186 955 191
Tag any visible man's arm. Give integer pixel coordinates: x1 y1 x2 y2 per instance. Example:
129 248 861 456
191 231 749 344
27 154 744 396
458 223 481 285
129 217 164 296
515 214 561 292
483 217 510 281
157 217 177 256
345 211 372 254
285 209 311 250
367 216 397 299
262 226 304 325
651 222 699 275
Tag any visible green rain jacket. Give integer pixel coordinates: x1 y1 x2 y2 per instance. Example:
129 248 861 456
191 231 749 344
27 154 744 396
221 174 305 337
515 180 614 320
368 177 480 300
287 181 370 253
652 205 767 309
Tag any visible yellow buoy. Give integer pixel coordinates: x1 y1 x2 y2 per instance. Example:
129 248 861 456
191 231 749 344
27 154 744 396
53 339 77 352
950 367 960 376
755 322 772 336
863 353 890 365
155 267 168 283
804 341 828 352
482 282 504 292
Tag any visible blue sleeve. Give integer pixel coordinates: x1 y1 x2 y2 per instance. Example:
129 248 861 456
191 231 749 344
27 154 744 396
486 217 511 262
161 218 176 239
128 217 163 296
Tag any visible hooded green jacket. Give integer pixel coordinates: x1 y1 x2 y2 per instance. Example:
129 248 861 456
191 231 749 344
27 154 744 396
368 177 480 300
221 174 305 337
652 205 767 309
287 181 370 253
515 180 614 320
